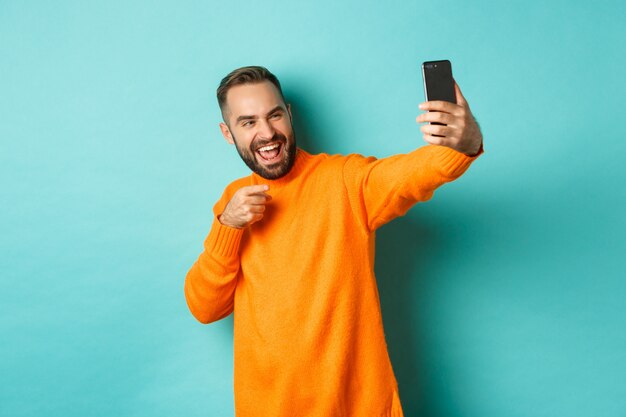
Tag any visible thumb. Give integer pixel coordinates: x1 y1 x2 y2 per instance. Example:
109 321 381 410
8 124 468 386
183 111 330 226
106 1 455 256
454 80 468 107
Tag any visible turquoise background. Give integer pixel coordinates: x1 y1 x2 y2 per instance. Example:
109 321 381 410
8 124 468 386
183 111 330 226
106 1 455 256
1 0 625 416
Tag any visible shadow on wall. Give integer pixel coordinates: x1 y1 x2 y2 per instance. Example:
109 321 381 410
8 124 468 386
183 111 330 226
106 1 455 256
376 212 457 417
376 214 440 417
286 89 328 156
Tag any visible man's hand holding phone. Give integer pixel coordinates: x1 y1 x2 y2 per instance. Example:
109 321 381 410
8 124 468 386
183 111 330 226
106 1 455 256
416 81 483 157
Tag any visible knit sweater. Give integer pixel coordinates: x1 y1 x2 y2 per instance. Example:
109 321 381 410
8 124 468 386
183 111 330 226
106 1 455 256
185 144 482 417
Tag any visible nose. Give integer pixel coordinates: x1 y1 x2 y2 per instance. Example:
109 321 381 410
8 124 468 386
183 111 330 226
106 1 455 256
257 118 276 140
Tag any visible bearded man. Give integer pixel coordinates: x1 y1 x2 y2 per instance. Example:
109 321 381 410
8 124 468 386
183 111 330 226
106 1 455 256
184 65 483 417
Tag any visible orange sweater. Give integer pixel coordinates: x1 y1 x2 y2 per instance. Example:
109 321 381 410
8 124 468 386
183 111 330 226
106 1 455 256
185 145 482 417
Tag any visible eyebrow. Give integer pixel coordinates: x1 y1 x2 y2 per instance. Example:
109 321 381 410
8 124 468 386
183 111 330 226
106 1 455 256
235 105 285 124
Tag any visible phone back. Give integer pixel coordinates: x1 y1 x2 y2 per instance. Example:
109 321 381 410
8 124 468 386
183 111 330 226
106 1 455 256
422 60 456 104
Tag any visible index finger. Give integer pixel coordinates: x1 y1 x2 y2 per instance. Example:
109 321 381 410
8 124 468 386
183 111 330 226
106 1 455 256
239 184 270 196
418 100 462 115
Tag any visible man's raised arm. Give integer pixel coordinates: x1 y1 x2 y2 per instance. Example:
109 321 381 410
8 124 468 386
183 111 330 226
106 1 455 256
342 81 484 232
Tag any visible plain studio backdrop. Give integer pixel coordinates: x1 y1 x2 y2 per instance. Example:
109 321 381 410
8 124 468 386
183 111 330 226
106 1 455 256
1 1 624 416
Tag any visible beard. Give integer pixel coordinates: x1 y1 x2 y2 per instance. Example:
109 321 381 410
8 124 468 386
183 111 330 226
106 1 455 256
232 128 297 180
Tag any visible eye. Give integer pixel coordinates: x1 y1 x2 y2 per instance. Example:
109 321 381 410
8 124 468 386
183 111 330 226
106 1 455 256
270 113 282 119
242 120 255 127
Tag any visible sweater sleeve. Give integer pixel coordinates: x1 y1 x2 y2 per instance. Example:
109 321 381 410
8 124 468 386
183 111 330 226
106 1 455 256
342 144 483 232
184 191 245 324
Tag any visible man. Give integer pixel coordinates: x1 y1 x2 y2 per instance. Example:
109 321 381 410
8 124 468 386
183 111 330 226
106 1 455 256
184 66 483 417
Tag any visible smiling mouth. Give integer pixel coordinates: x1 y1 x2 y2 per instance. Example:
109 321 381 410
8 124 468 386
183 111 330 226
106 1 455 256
256 142 283 163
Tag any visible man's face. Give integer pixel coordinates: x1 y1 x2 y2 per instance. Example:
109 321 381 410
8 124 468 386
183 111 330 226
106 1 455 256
219 81 296 180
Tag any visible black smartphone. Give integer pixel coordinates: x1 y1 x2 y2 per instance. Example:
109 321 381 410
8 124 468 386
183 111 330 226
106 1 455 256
421 60 456 104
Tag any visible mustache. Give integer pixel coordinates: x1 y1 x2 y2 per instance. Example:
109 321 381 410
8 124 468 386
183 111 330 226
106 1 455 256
251 133 287 152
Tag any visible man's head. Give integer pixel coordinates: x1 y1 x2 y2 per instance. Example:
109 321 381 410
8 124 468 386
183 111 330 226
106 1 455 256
217 66 297 180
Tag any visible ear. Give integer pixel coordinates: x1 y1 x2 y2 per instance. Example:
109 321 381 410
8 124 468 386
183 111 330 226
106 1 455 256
287 103 293 121
219 122 234 145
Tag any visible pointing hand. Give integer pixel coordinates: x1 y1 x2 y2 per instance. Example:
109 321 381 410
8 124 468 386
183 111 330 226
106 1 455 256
219 185 272 229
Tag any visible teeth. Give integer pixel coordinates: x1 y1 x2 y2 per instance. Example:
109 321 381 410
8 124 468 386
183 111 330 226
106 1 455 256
257 143 280 152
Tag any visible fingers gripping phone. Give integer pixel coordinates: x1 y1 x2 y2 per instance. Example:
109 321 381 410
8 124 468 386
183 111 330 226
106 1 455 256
422 59 456 104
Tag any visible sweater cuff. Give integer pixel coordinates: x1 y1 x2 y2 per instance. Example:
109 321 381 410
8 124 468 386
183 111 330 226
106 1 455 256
204 215 244 259
433 143 483 178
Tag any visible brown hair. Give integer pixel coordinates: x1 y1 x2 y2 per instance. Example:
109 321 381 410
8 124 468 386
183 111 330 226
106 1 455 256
217 66 286 122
